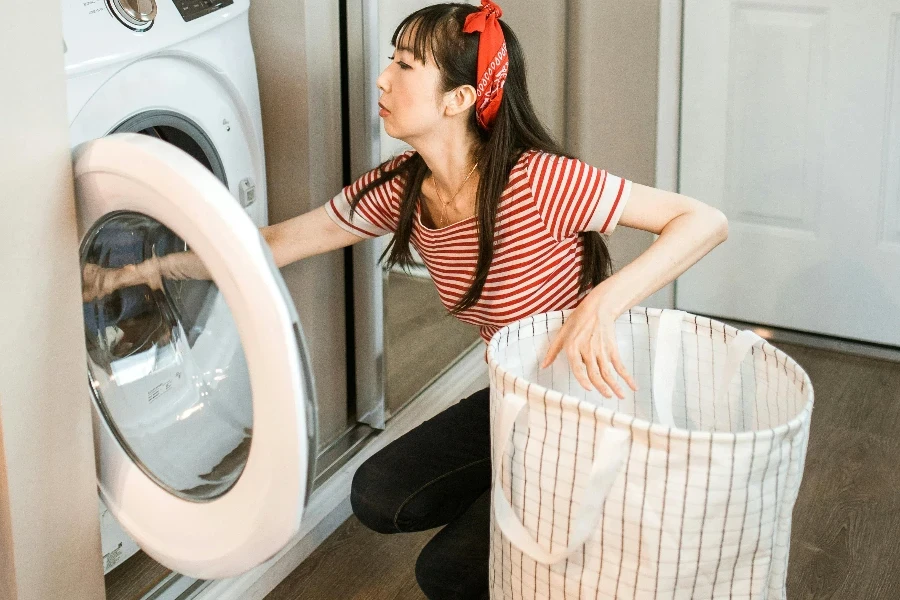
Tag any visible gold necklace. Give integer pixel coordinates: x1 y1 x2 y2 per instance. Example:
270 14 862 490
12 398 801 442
432 161 479 227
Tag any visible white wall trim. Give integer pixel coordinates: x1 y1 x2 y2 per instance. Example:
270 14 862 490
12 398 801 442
194 342 487 600
653 0 685 311
655 0 684 194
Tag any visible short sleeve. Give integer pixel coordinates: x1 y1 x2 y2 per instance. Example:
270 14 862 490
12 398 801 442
325 151 414 238
527 152 632 239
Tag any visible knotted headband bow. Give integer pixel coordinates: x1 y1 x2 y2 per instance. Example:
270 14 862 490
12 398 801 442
462 0 508 130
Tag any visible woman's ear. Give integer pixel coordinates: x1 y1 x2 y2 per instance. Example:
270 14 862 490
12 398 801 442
444 84 477 118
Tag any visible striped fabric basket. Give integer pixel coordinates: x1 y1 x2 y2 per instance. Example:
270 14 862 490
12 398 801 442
487 307 814 599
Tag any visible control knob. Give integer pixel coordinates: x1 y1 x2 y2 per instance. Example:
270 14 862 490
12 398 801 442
107 0 157 32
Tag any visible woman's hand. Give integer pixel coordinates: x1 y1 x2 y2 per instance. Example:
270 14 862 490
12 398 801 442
81 251 213 303
81 260 165 303
538 184 728 398
540 298 638 399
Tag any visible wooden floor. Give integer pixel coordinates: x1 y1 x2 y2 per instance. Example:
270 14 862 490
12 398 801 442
780 342 900 599
266 340 900 600
105 550 171 600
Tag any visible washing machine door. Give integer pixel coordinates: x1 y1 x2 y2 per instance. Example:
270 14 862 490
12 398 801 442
74 133 317 579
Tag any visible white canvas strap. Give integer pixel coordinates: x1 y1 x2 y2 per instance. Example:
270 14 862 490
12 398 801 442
651 310 687 427
652 311 763 428
714 329 763 407
492 392 631 565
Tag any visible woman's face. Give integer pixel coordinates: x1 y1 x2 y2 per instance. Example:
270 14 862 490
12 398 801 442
376 42 447 142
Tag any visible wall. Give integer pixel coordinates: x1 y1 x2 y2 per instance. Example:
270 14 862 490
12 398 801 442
249 2 351 448
499 0 568 143
505 0 674 308
568 1 671 309
0 3 106 599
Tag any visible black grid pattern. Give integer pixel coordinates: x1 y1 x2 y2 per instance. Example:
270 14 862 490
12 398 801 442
486 307 814 599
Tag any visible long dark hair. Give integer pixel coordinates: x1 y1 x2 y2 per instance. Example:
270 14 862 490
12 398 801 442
350 3 612 314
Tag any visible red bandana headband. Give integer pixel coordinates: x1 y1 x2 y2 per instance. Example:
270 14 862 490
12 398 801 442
462 0 508 130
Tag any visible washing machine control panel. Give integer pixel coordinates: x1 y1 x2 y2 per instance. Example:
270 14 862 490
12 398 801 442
174 0 233 22
63 0 249 75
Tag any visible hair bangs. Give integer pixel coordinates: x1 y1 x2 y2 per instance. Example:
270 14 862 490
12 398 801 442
390 7 459 72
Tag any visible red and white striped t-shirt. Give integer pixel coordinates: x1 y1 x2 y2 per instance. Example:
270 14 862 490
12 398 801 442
326 150 632 344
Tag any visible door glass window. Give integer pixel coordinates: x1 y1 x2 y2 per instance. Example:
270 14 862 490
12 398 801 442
81 211 252 501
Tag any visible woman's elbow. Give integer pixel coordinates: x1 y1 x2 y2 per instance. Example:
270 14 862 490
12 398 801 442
705 206 729 245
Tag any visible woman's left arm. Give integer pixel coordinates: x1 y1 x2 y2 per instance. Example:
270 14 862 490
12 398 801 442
542 183 729 397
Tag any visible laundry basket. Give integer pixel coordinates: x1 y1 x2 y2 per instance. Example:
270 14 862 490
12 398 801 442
487 307 814 600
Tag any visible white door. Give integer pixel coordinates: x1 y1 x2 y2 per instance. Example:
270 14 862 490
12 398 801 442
75 133 318 579
677 0 900 346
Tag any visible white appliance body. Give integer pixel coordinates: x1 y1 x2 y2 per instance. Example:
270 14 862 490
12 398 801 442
63 0 317 579
64 1 267 228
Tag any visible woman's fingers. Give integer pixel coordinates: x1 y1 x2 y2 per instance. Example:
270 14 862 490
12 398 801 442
586 336 624 399
584 355 614 398
80 261 165 302
593 351 625 399
565 344 594 392
543 316 635 400
608 343 638 392
541 332 564 369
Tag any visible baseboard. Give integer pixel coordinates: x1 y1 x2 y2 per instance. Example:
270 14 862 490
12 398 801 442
194 342 488 600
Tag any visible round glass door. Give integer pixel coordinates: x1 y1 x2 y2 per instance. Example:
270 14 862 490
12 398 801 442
82 211 252 501
75 133 316 579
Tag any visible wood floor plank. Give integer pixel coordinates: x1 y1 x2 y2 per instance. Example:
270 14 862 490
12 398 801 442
104 551 170 600
788 425 900 599
265 517 431 600
776 342 900 438
782 340 900 600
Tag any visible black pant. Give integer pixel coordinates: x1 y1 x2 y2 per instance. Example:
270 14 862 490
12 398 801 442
350 387 492 600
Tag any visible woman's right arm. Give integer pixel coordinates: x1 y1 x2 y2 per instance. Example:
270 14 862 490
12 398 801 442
159 204 363 280
83 205 365 301
261 203 364 268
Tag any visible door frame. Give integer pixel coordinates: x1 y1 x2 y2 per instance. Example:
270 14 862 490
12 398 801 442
655 0 684 197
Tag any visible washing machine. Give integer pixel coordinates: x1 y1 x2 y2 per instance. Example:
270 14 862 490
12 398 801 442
63 0 318 580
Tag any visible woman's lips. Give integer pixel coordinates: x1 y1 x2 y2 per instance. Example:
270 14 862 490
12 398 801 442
378 102 390 117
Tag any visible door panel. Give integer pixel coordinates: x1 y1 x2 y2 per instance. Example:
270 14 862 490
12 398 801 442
678 0 900 346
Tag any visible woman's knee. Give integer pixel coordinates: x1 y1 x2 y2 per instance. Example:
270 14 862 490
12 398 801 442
351 456 449 534
350 457 401 534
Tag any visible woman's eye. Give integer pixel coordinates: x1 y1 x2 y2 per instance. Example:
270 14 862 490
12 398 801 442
388 55 411 70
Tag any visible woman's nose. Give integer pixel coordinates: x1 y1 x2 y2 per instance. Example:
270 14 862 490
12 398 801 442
376 67 389 93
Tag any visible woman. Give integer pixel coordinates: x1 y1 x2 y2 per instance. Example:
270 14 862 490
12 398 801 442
293 2 724 598
85 2 726 597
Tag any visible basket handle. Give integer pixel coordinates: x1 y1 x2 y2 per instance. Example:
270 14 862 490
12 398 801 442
651 310 687 427
714 329 763 407
653 311 763 427
492 392 631 565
